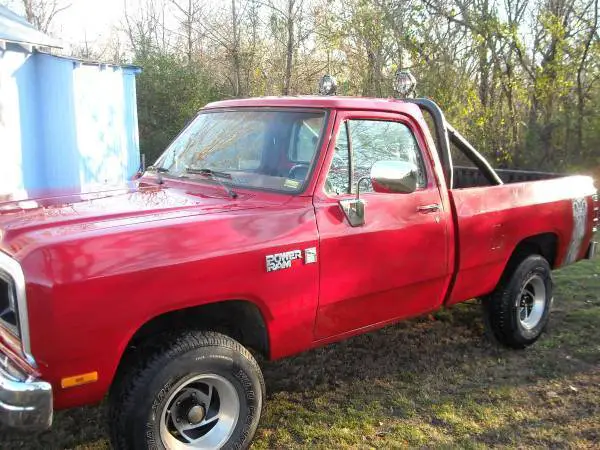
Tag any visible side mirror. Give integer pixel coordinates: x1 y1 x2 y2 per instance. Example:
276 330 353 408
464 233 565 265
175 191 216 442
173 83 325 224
338 160 418 227
370 160 418 194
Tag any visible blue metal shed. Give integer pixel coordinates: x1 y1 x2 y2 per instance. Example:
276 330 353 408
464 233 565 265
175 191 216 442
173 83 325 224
0 6 141 199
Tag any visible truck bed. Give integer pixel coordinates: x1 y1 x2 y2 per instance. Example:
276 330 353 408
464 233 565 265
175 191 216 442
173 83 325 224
453 166 564 189
446 175 597 305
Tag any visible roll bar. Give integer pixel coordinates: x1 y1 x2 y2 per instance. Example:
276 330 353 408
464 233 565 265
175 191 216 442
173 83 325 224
406 98 502 188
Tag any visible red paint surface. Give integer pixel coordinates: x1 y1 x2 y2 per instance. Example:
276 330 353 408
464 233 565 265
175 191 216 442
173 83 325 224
312 109 452 339
447 178 597 305
0 96 596 411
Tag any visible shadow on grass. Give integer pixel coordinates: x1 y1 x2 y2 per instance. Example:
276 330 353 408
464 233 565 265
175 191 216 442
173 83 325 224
262 301 595 397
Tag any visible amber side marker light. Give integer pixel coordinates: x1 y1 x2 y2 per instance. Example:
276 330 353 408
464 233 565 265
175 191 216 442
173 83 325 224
61 371 98 389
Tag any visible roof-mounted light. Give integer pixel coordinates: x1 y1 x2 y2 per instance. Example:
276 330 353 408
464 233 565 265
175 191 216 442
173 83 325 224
318 75 337 96
393 70 417 98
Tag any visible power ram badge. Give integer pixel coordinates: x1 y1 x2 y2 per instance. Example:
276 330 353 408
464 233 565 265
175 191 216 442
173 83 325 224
266 247 317 272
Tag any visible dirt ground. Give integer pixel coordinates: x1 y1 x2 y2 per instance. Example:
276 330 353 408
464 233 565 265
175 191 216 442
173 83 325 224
2 258 599 449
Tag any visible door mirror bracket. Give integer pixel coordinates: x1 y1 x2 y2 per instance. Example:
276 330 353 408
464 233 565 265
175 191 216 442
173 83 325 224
338 176 370 227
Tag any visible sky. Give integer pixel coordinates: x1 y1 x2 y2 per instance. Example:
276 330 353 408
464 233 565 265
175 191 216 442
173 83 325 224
4 0 145 46
7 0 228 45
55 0 126 41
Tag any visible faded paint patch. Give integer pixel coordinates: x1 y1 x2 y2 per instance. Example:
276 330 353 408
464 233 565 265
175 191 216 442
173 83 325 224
564 198 587 264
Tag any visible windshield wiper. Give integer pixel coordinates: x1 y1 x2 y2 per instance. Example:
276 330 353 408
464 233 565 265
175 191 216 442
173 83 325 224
146 165 170 173
185 167 238 199
145 165 169 184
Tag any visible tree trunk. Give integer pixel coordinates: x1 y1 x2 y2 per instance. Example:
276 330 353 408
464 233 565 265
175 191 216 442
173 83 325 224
283 0 295 95
186 0 193 63
363 38 378 97
478 41 490 107
575 0 598 160
231 0 242 96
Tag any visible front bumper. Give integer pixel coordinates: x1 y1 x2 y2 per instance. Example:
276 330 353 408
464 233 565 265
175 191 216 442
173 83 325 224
0 357 52 429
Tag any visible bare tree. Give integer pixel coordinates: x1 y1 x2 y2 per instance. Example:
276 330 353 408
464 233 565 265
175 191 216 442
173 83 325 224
265 0 310 95
123 0 172 57
21 0 70 33
170 0 203 63
231 0 242 95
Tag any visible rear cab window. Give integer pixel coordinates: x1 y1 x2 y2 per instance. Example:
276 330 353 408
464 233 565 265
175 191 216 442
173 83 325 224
289 116 323 163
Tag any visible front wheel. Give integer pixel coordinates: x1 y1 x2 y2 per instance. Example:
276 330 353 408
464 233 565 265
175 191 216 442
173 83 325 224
109 331 265 450
483 254 553 348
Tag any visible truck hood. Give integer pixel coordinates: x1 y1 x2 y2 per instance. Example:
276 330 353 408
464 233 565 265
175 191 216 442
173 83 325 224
0 181 285 258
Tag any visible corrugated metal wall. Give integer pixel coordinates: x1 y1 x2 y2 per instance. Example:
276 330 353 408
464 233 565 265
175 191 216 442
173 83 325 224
0 45 33 197
0 46 140 198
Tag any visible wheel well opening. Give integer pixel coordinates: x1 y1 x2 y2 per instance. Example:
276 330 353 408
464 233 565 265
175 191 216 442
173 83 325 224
109 301 269 390
126 300 270 359
506 233 559 274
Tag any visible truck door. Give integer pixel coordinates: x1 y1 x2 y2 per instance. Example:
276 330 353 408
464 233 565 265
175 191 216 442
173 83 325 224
313 110 452 340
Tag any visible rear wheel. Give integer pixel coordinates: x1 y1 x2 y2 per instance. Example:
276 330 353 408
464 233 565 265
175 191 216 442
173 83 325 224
483 254 553 348
109 331 265 450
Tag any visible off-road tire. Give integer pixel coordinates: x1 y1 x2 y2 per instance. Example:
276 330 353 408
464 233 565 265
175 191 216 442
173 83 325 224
109 330 265 450
483 254 553 349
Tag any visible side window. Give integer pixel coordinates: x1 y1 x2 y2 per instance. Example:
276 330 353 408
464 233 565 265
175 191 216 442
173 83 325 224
324 123 351 195
350 120 427 192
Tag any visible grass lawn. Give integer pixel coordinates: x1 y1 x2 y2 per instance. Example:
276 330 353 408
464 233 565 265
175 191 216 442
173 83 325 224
2 257 599 449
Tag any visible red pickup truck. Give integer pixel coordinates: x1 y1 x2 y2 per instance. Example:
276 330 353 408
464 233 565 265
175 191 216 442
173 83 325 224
0 96 597 449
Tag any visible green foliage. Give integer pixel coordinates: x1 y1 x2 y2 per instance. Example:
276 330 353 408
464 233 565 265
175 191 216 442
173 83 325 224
129 0 600 173
135 53 221 164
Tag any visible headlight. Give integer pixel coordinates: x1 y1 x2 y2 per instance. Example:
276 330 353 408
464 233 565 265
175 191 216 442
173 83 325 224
0 252 35 366
0 271 19 336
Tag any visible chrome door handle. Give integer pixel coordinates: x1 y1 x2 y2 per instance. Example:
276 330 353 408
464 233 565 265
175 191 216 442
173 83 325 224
417 204 440 213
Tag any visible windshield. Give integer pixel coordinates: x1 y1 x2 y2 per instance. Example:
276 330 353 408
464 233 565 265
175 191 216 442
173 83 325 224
154 109 328 193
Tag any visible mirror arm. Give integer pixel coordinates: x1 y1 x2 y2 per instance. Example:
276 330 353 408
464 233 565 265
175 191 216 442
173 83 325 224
356 176 370 200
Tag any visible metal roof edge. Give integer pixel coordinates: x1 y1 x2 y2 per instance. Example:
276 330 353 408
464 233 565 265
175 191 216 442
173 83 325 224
35 50 142 73
0 5 63 50
0 38 62 52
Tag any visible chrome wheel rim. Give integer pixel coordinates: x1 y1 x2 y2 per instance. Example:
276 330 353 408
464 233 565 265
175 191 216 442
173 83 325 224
160 374 240 449
517 275 546 330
